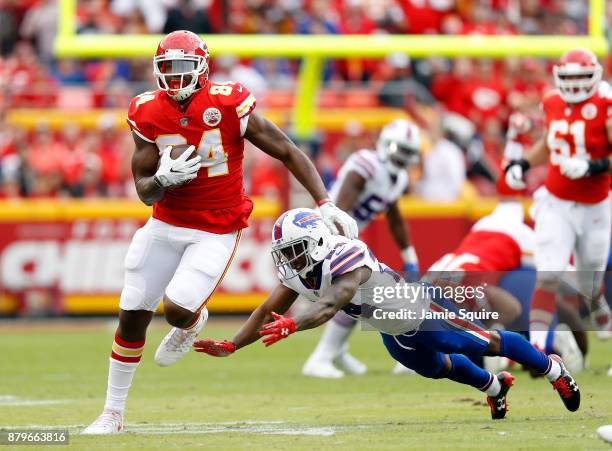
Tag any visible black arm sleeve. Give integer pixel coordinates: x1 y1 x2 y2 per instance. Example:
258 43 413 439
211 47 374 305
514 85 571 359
587 157 610 175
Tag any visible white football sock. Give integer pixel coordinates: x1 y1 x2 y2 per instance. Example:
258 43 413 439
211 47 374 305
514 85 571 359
103 358 139 414
310 319 356 362
544 358 562 382
485 374 501 397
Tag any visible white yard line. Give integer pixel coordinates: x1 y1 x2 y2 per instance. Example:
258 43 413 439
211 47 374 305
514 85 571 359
0 395 72 407
0 421 369 437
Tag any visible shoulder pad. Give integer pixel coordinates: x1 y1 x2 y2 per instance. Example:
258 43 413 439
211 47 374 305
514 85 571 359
329 239 370 278
597 81 612 100
208 81 256 118
126 91 159 143
347 149 379 178
542 88 561 103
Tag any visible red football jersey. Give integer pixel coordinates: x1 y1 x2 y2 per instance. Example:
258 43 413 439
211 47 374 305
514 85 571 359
453 231 522 273
542 84 611 204
429 230 522 288
126 82 256 233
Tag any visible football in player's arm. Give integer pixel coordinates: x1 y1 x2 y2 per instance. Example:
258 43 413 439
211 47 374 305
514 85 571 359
82 30 357 435
132 111 357 238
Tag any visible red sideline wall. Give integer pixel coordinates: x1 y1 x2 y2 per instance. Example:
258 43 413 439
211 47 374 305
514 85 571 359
0 197 525 315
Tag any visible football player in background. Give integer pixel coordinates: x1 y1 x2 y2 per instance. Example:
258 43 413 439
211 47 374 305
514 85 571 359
83 30 357 434
301 119 422 378
195 208 581 420
505 48 612 353
431 201 587 374
427 201 531 328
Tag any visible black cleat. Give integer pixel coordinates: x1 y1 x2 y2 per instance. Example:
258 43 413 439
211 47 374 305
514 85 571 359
549 354 580 412
486 371 514 420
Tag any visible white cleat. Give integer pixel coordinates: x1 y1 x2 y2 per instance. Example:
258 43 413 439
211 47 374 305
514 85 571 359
554 323 584 374
597 425 612 444
82 410 123 435
596 329 612 340
607 364 612 377
302 357 345 379
392 362 416 375
335 352 367 375
154 308 208 367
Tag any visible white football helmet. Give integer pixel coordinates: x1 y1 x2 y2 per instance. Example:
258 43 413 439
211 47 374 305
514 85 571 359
376 120 421 175
271 208 334 279
553 48 602 104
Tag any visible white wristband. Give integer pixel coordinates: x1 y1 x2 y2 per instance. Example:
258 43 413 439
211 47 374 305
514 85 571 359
401 246 418 264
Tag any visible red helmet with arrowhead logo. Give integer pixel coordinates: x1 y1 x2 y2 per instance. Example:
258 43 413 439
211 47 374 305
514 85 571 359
153 30 210 101
553 48 602 103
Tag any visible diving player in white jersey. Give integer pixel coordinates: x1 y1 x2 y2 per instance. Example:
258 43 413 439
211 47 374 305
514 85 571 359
303 119 422 378
194 208 581 420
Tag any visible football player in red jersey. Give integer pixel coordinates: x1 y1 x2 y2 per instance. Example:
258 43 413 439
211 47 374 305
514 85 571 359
505 48 612 353
82 30 357 435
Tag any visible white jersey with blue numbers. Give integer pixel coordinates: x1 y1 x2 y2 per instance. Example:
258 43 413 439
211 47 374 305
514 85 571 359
330 149 409 231
279 236 428 335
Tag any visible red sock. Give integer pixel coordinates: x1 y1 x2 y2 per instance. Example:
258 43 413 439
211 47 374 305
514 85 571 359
111 334 145 363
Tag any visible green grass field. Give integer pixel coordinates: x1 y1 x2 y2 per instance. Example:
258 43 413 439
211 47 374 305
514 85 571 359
1 318 610 450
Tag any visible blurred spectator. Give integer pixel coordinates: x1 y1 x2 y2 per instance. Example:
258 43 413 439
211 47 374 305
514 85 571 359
27 123 64 179
0 0 599 201
74 131 105 198
0 0 18 55
416 114 466 201
51 59 87 84
19 0 58 62
461 59 508 126
399 0 455 34
1 137 35 198
377 53 435 129
58 123 87 195
111 0 167 33
378 53 435 106
78 0 122 34
163 0 212 34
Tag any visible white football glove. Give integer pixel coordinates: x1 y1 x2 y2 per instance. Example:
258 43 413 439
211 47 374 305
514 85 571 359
154 145 202 188
560 157 589 179
319 201 358 239
505 162 526 190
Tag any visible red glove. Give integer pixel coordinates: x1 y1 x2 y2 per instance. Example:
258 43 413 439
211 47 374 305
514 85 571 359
193 339 236 357
259 312 297 347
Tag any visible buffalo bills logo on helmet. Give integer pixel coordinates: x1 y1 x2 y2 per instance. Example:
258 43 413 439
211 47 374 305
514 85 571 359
292 212 321 229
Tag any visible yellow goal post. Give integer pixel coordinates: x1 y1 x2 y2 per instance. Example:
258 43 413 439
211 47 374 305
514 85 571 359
55 0 608 138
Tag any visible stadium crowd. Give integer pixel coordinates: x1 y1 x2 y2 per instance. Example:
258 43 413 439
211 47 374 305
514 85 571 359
0 0 610 200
